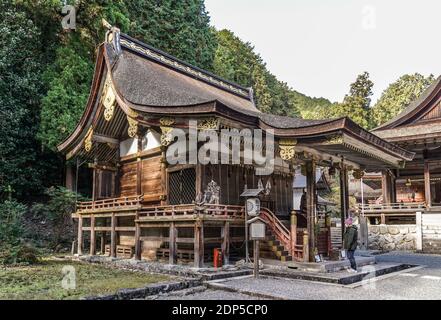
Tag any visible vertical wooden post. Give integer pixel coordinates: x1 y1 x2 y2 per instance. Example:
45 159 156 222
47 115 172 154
111 213 117 258
160 147 168 205
65 164 74 191
253 240 260 278
221 221 230 266
136 136 143 196
302 231 309 263
381 170 391 205
390 171 397 203
115 145 121 196
77 216 83 255
194 221 204 268
290 212 297 257
305 160 316 262
196 164 202 197
416 211 423 251
134 219 141 260
340 166 349 239
90 216 96 255
169 222 177 264
92 158 98 202
424 161 431 208
100 232 105 254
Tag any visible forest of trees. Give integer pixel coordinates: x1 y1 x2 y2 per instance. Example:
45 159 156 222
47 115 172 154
0 1 436 262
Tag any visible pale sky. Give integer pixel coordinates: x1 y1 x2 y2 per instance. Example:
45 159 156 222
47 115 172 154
205 0 441 104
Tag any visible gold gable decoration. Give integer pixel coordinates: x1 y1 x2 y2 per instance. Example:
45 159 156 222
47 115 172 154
323 135 344 145
279 139 297 161
197 117 219 130
84 127 94 152
127 116 138 138
159 117 176 146
101 75 116 121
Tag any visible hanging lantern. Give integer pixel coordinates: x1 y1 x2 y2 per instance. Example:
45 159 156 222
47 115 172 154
405 179 412 187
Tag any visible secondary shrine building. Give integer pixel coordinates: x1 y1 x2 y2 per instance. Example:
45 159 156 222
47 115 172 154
58 26 412 267
358 78 441 226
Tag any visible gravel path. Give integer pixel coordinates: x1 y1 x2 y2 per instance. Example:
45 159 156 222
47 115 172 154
162 252 441 300
153 288 261 300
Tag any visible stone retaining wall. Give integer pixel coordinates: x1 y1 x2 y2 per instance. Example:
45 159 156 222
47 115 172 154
368 224 416 251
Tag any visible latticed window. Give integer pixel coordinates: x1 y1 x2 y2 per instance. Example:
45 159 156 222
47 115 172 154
168 168 196 205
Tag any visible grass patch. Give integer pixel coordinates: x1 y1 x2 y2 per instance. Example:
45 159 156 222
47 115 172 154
0 259 172 300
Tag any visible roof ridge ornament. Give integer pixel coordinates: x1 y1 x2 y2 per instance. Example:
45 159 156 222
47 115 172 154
103 19 121 55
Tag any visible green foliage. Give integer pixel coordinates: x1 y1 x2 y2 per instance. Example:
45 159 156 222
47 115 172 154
0 200 26 244
0 200 39 265
37 0 218 151
0 260 171 300
326 72 374 128
31 187 83 250
213 29 302 116
38 44 94 150
126 0 217 71
292 91 335 120
371 73 435 128
0 2 46 199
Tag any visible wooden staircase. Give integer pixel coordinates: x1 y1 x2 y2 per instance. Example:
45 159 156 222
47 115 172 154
260 231 293 262
259 208 296 262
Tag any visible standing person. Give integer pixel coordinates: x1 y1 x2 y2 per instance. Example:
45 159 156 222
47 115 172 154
343 217 358 272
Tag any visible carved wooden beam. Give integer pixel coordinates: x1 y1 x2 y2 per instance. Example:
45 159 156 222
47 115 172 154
92 133 119 146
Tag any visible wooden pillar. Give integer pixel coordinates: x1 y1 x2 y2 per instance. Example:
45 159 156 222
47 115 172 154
92 158 99 202
290 211 297 257
136 136 143 196
115 145 121 196
196 164 202 197
390 170 397 203
302 230 309 263
65 164 75 191
253 240 260 278
100 232 106 254
110 213 117 258
305 161 316 262
160 147 167 205
381 170 391 205
90 216 96 255
424 161 431 208
77 216 83 255
134 218 141 261
169 222 177 264
221 221 230 266
194 221 204 268
339 165 349 231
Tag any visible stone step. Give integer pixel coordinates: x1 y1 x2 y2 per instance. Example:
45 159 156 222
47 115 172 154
260 263 416 285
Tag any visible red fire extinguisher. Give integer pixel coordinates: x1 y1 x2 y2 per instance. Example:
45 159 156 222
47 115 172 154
213 248 222 268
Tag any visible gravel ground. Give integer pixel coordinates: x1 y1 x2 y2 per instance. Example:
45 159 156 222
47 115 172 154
375 251 441 269
214 252 441 300
163 252 441 300
154 288 261 300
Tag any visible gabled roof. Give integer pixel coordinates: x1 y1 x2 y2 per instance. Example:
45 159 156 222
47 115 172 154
57 26 414 169
115 33 257 112
374 76 441 131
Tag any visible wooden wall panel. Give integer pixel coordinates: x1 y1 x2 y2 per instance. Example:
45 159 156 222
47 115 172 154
141 155 162 201
119 161 137 196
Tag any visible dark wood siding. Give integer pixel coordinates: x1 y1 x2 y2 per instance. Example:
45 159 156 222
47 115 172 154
119 162 137 196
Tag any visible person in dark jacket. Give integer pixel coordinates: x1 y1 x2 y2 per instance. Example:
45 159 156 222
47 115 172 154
343 217 358 272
